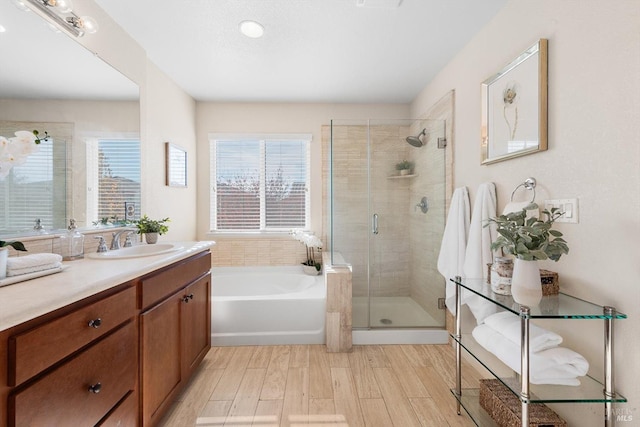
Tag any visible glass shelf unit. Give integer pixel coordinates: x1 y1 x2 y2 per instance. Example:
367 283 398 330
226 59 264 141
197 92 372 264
451 278 627 319
452 333 627 404
450 389 498 427
450 276 626 427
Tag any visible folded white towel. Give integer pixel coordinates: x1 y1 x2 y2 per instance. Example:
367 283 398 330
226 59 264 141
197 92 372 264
484 311 563 352
7 253 62 270
7 262 62 277
437 186 470 314
472 324 588 386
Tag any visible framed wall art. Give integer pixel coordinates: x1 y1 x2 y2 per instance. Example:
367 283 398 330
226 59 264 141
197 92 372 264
481 39 548 165
165 142 187 187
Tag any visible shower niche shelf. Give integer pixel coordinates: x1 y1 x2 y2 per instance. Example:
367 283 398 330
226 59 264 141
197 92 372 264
387 174 418 179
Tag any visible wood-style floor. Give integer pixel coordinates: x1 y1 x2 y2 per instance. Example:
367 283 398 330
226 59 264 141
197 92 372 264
159 344 482 427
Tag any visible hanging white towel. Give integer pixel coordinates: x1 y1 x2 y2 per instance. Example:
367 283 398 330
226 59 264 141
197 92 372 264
463 183 498 324
437 186 470 314
472 324 588 386
464 182 497 279
484 311 563 352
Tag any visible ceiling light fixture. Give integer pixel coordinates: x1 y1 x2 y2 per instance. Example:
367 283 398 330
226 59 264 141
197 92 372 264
16 0 98 37
239 20 264 38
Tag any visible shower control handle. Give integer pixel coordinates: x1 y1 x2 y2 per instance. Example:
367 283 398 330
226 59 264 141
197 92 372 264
372 214 379 235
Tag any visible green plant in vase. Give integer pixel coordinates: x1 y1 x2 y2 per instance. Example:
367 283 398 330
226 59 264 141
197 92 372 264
135 215 170 244
485 204 569 306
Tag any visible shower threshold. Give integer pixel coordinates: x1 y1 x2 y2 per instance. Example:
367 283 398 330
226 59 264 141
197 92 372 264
351 296 448 344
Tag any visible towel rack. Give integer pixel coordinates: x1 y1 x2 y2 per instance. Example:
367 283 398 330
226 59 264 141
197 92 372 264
510 177 536 202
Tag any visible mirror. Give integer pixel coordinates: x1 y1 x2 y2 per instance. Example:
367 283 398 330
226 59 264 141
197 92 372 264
0 1 140 236
481 39 548 165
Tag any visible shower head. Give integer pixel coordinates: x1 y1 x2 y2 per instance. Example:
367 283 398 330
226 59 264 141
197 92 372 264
406 128 427 147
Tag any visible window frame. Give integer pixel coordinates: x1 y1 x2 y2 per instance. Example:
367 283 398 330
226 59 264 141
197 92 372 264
209 133 312 234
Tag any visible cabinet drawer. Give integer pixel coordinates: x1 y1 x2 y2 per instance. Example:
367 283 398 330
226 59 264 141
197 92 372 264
8 286 136 386
10 321 136 427
140 251 211 309
96 390 137 427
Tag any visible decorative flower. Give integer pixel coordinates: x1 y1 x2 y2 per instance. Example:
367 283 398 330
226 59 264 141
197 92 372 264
502 81 520 140
0 130 48 180
291 229 323 270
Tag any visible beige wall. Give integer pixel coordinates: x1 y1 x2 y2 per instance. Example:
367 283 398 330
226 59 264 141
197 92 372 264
73 0 198 241
195 103 410 266
411 1 640 424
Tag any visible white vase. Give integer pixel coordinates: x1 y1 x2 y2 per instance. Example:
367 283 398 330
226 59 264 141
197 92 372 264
145 232 159 244
0 248 8 280
400 169 410 176
511 258 542 306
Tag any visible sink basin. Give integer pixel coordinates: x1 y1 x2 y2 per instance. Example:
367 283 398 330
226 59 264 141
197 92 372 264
87 243 183 259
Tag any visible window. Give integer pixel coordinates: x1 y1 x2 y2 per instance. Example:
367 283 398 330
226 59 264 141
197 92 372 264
86 138 141 224
209 134 311 232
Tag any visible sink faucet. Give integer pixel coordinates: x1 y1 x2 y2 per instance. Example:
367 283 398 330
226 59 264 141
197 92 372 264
110 228 136 250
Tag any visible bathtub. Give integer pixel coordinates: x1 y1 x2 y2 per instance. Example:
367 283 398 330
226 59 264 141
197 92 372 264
211 266 326 346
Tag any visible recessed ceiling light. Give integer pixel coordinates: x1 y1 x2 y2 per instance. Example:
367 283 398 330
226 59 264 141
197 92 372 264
239 20 264 38
0 25 6 33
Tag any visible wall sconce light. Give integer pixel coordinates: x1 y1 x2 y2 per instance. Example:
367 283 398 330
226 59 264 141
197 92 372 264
14 0 98 37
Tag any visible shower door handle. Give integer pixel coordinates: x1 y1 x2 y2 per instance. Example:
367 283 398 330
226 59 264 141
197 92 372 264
372 214 379 235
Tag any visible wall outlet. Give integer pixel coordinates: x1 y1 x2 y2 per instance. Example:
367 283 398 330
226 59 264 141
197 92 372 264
544 198 578 223
124 202 136 221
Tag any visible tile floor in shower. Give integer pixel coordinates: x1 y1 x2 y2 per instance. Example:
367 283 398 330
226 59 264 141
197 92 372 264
352 296 442 328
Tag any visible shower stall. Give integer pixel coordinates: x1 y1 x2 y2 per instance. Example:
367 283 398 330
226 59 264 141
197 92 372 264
325 118 448 341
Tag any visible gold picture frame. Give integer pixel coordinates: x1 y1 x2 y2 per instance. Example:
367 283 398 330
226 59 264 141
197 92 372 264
481 39 548 165
165 142 187 187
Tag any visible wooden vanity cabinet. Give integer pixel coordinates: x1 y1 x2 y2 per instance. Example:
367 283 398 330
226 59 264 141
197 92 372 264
0 249 212 427
0 283 138 427
138 251 211 427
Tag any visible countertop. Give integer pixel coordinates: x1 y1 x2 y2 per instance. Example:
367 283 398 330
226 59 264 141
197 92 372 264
0 241 215 332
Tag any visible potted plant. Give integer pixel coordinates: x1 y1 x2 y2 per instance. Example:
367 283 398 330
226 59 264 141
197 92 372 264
0 240 27 280
395 160 414 176
486 204 569 305
291 229 323 275
135 215 170 244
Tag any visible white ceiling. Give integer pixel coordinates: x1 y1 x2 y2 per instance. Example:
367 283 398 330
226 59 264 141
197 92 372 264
94 0 507 103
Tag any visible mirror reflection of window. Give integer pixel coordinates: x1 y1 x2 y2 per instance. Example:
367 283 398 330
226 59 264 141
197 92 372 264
0 137 66 233
86 138 141 225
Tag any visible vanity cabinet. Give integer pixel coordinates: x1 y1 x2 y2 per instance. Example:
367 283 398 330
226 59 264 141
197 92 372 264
0 283 138 427
0 247 212 427
138 251 211 427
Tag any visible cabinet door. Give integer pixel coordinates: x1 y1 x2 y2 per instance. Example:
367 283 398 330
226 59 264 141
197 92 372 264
181 274 211 377
140 294 181 426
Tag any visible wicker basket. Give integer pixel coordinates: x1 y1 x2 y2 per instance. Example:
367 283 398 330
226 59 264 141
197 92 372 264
486 264 559 296
479 379 567 427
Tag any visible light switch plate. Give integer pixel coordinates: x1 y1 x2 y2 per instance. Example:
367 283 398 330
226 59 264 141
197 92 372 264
544 198 578 223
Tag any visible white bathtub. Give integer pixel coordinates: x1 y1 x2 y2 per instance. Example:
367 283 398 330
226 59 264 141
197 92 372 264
211 266 326 346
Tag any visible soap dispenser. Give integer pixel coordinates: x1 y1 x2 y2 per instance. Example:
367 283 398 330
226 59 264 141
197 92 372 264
60 219 85 261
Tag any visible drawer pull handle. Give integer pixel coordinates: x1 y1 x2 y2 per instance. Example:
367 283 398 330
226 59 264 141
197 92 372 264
88 382 102 394
182 294 194 303
88 318 102 329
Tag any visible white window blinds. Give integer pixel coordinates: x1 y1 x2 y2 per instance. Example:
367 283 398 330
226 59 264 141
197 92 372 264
87 139 141 223
0 138 63 232
210 135 310 232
